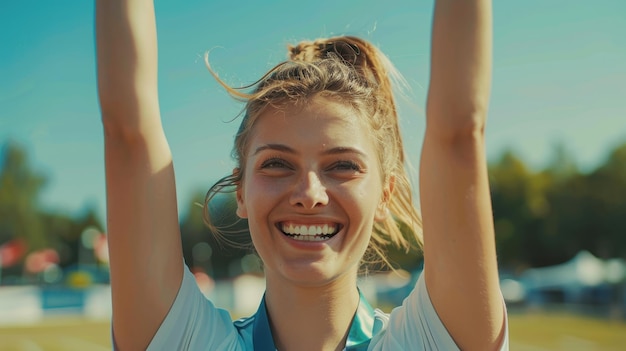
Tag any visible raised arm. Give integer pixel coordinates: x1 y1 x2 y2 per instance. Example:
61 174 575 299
96 0 183 349
420 0 505 349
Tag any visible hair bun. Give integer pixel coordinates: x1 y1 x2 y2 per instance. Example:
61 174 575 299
288 38 361 65
288 40 323 62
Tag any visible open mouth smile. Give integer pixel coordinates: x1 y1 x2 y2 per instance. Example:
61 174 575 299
278 222 342 242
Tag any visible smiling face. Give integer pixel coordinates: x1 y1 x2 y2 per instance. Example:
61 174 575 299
236 96 390 287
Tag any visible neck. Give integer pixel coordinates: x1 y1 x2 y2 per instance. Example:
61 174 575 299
264 271 360 351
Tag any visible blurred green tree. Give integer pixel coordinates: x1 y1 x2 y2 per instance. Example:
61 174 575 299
179 189 253 279
0 141 104 283
489 149 551 269
490 141 626 271
0 141 47 250
582 143 626 258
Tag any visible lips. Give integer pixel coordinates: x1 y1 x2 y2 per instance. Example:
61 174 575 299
278 222 342 241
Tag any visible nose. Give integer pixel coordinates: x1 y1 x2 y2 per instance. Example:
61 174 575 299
289 171 329 209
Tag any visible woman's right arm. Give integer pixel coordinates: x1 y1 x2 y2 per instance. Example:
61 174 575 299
96 1 183 349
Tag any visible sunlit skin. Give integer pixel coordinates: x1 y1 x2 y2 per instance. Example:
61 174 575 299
236 96 390 290
98 0 505 348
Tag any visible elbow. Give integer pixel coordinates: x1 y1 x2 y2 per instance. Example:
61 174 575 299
425 85 490 142
99 102 146 144
98 89 158 143
101 116 142 144
425 105 488 144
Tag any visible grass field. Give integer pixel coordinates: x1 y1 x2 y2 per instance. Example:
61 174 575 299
1 312 625 350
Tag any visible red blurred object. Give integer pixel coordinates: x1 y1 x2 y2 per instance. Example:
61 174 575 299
192 267 215 296
94 233 109 263
0 238 28 267
25 248 60 273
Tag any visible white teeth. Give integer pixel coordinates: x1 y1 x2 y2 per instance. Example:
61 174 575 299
281 223 337 238
294 235 328 242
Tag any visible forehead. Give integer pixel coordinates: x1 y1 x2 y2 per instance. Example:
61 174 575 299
248 97 375 154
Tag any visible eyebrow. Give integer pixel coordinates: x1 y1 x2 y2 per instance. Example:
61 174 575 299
253 144 367 158
253 144 295 155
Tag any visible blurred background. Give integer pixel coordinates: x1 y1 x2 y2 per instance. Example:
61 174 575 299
1 0 625 350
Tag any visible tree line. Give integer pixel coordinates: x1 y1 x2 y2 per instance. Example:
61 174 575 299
1 139 625 283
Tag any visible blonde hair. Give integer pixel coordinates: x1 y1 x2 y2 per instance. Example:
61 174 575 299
204 36 423 270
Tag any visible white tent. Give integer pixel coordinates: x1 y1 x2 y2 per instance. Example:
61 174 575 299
519 250 626 304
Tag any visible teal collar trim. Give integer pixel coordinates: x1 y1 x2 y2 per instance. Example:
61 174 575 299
252 296 275 351
252 290 375 351
345 290 376 350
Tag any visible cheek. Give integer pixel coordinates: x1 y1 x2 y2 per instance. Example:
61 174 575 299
338 181 382 219
246 177 287 199
242 176 289 222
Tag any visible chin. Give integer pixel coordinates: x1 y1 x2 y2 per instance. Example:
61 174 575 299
271 260 357 288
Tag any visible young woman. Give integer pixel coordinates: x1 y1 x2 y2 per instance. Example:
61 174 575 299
96 0 508 350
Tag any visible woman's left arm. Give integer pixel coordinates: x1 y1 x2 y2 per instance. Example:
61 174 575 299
420 0 505 349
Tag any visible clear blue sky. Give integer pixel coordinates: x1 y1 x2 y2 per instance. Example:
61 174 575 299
1 0 625 223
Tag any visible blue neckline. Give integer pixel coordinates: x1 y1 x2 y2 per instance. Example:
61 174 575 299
252 290 375 351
